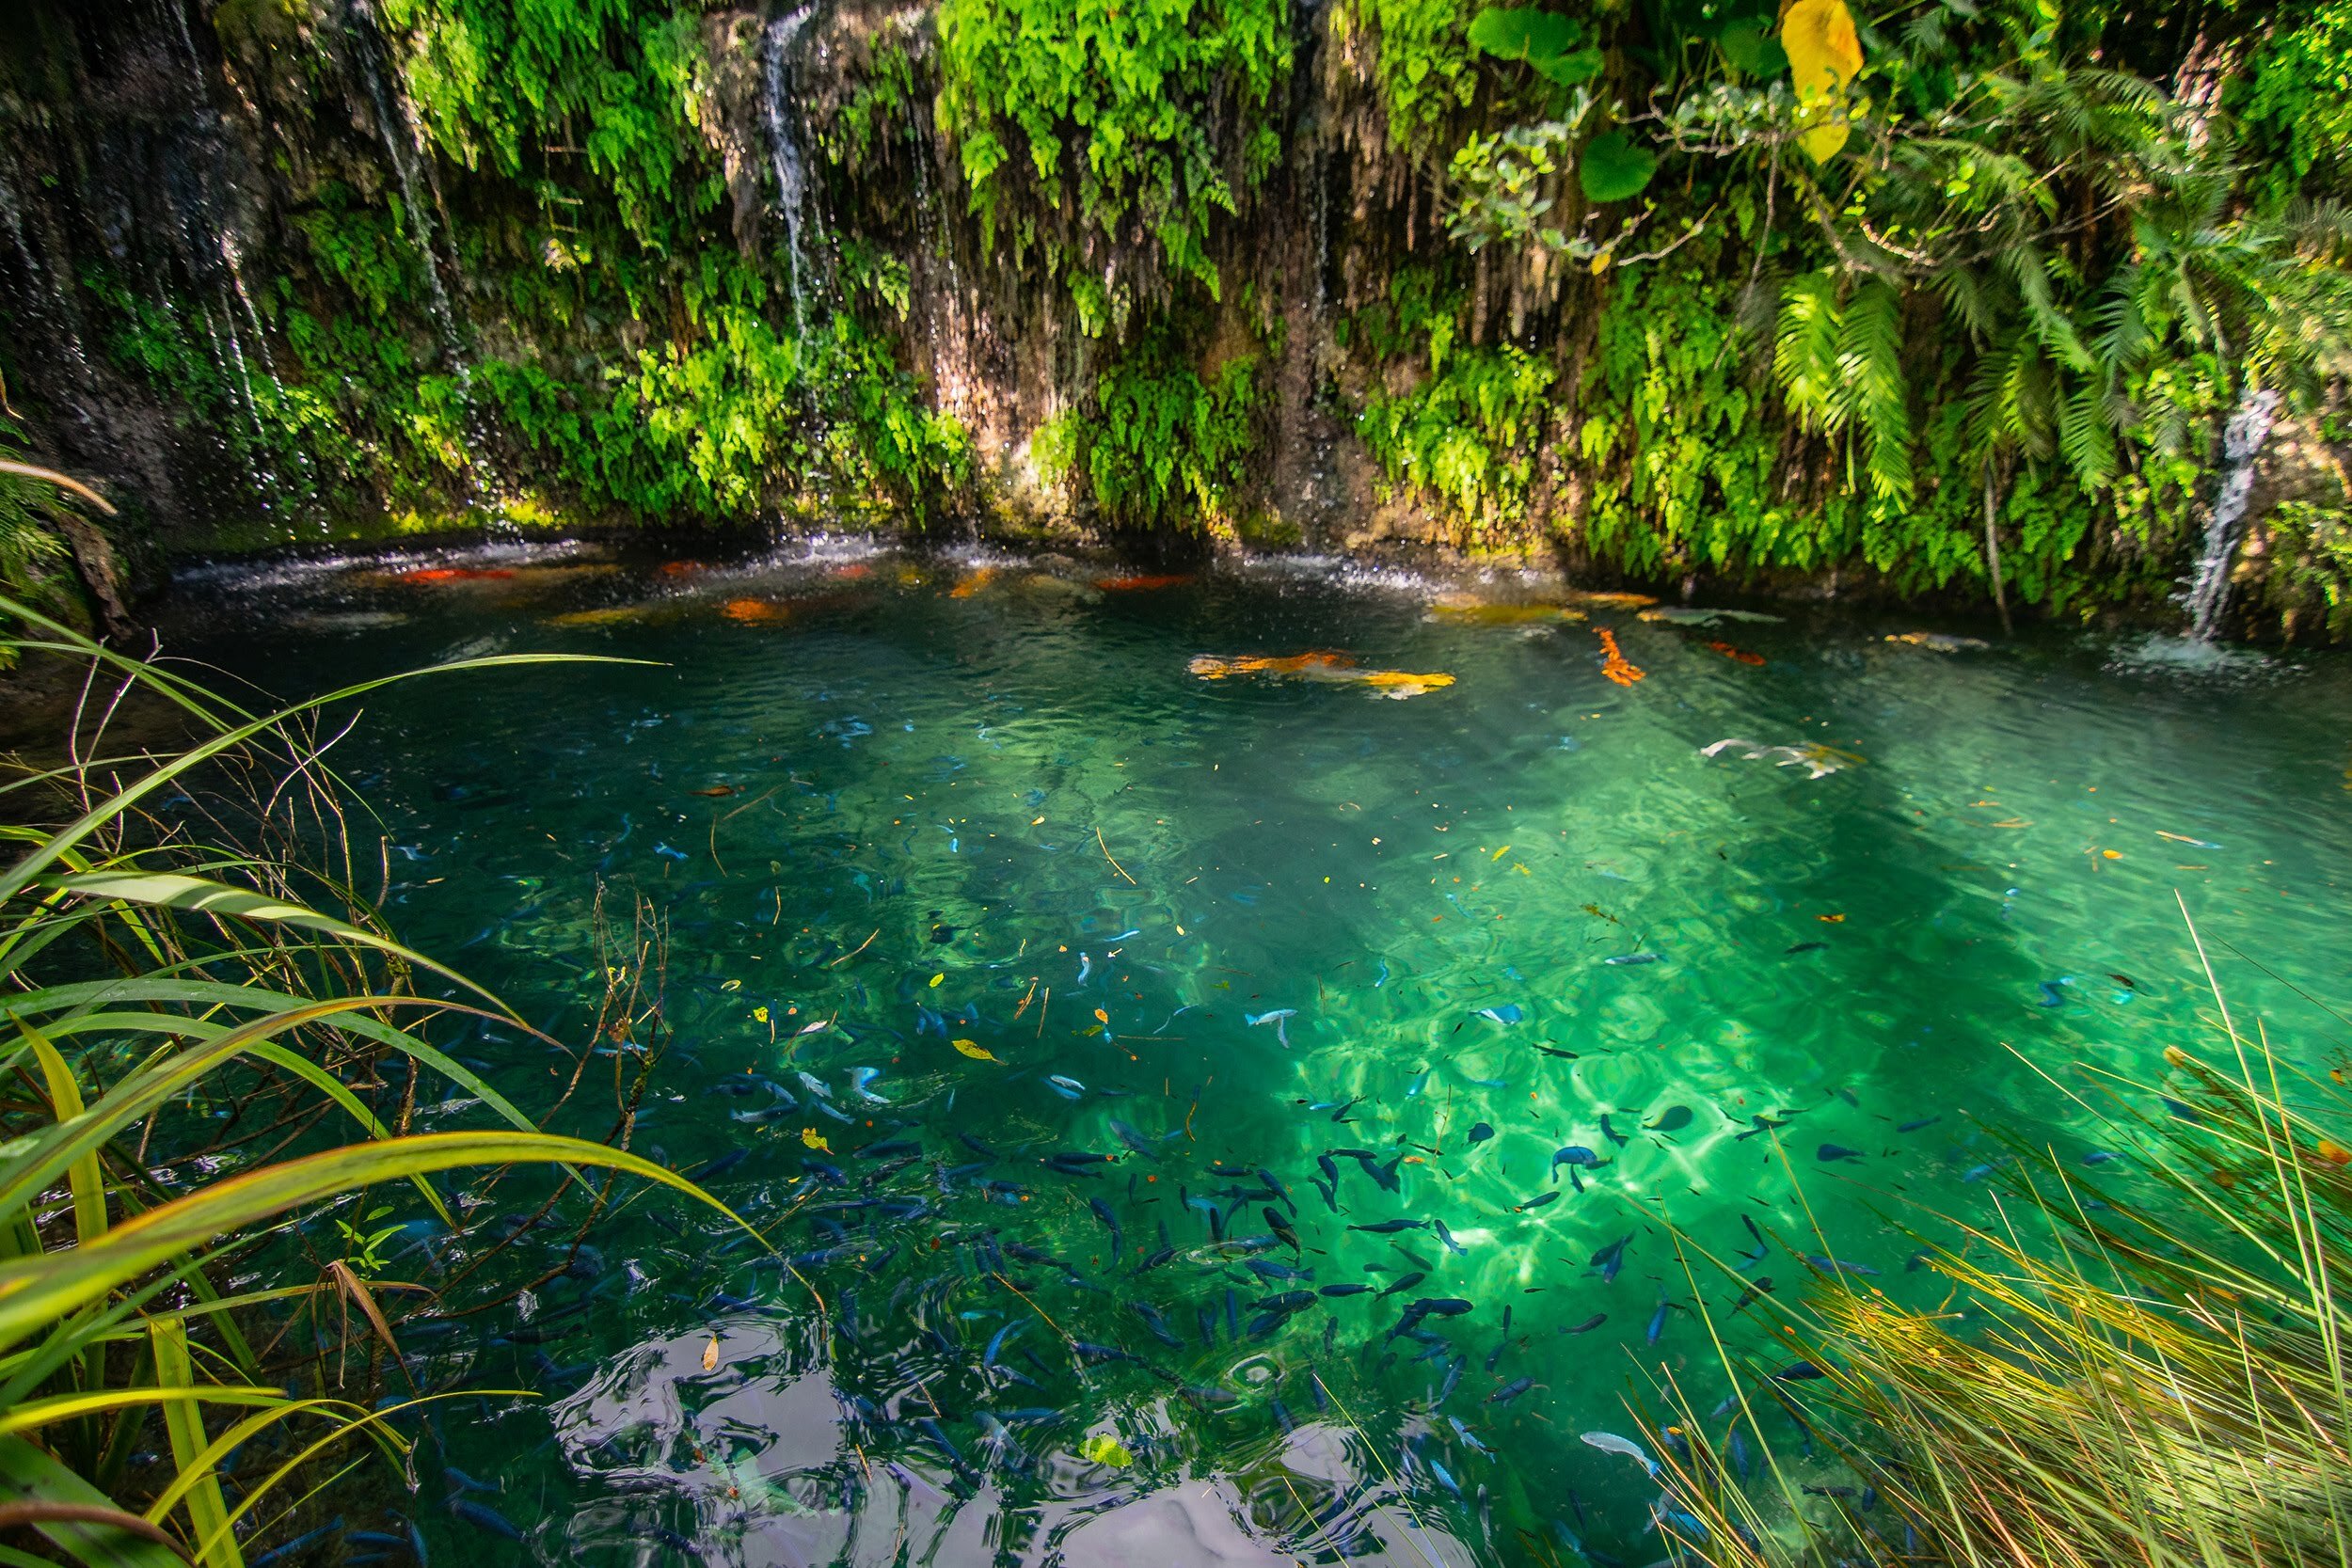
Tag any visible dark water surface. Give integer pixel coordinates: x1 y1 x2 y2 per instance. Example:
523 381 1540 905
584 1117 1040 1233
159 539 2352 1566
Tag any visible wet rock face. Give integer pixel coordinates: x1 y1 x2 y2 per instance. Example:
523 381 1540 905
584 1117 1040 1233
0 0 1470 550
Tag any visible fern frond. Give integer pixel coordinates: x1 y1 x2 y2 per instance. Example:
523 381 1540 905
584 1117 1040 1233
1837 279 1915 501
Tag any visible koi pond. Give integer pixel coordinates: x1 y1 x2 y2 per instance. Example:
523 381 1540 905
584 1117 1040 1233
158 540 2352 1567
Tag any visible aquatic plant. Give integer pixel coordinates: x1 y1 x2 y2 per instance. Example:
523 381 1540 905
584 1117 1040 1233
1646 929 2352 1567
0 480 744 1563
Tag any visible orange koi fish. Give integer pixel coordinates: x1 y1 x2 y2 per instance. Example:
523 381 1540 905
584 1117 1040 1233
1708 641 1766 666
1597 627 1645 686
396 567 515 583
1097 574 1195 592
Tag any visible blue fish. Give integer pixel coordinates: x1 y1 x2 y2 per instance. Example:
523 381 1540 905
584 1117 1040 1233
1089 1197 1123 1261
653 842 689 862
2082 1150 2126 1165
1404 1069 1432 1098
1109 1119 1170 1160
1588 1233 1631 1282
849 1067 892 1104
1516 1191 1560 1212
1818 1143 1865 1163
1486 1376 1535 1404
1449 1416 1495 1455
684 1149 746 1183
1550 1146 1607 1184
449 1498 523 1540
1603 953 1663 966
1467 1122 1494 1144
1477 1004 1524 1025
1046 1074 1087 1100
1433 1219 1468 1256
2037 980 2069 1007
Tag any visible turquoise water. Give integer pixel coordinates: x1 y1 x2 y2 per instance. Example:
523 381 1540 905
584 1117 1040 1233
165 541 2352 1566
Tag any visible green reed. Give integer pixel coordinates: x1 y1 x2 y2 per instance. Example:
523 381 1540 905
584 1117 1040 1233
0 525 745 1566
1640 921 2352 1568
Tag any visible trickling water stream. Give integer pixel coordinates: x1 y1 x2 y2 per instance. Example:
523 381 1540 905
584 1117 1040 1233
764 6 828 336
2185 387 2284 641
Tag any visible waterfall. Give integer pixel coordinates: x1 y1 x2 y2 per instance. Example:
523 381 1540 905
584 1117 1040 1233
348 2 466 364
2184 387 2283 641
763 7 827 336
163 0 284 507
346 0 506 506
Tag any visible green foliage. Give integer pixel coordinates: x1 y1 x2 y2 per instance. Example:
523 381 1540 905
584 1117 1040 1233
1577 128 1658 202
0 418 83 631
822 40 918 173
2255 496 2352 641
1466 8 1599 86
1042 324 1263 528
1353 272 1556 531
2236 0 2352 206
935 0 1292 297
1345 0 1483 154
1773 270 1912 500
377 0 719 253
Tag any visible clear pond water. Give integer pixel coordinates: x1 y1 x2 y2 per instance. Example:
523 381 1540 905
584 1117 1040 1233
160 540 2352 1567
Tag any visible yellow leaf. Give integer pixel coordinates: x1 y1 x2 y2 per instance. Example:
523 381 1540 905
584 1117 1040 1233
802 1128 832 1152
1079 1433 1134 1468
753 1006 770 1022
1798 119 1851 162
1783 0 1861 163
721 978 742 991
952 1037 1000 1061
704 1335 721 1370
1783 0 1860 94
930 974 945 988
1491 846 1511 862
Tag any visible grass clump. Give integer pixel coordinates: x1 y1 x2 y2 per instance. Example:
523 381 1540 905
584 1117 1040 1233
0 464 746 1564
1644 924 2352 1567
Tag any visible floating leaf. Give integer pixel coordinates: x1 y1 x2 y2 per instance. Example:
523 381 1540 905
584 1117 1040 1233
951 1037 999 1061
703 1336 721 1371
1466 7 1580 62
929 973 945 988
1078 1433 1134 1468
802 1128 832 1152
1579 131 1658 203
